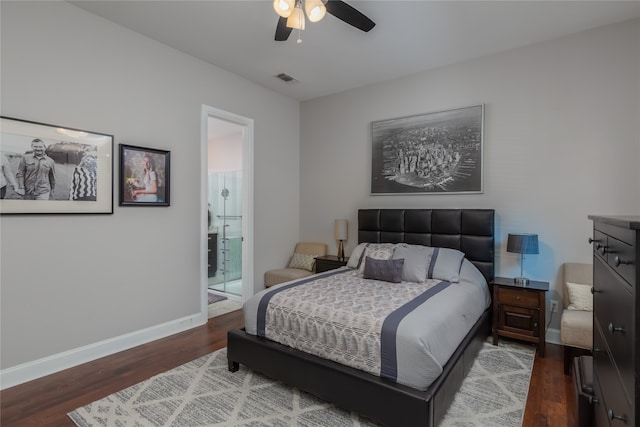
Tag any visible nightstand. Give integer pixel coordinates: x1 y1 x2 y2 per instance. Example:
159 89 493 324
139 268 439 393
491 277 549 357
315 255 349 273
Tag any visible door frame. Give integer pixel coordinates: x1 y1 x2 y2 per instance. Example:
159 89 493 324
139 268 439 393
201 105 254 317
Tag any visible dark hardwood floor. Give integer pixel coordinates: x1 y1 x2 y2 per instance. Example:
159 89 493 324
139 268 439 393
1 309 576 427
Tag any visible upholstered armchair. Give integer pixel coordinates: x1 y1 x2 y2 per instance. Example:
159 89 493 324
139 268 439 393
560 262 593 375
264 242 327 287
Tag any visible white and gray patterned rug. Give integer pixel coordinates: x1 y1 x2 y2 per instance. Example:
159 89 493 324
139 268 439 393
68 339 535 427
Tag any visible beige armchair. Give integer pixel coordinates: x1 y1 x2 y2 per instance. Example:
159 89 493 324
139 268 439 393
264 242 327 287
560 262 593 375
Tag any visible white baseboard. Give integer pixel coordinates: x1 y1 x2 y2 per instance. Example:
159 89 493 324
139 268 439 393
546 327 561 345
0 312 207 390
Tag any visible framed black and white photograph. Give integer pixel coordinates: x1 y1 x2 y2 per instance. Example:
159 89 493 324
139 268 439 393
371 104 484 195
0 116 114 214
119 144 170 207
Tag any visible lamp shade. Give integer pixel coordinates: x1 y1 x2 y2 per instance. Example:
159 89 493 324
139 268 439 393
273 0 295 18
286 3 305 29
507 233 539 254
305 0 326 22
334 219 348 241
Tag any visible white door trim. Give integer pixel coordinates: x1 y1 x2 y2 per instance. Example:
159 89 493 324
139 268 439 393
200 105 254 318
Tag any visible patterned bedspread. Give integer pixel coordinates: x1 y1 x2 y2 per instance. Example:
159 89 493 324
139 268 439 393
244 261 490 390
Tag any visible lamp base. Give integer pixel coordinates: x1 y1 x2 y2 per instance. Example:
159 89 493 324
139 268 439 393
337 240 345 261
513 277 530 286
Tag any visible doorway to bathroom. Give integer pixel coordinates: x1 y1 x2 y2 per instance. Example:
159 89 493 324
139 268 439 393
201 106 253 308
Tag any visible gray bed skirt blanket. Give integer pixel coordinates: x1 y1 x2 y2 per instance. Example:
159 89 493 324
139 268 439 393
244 259 491 391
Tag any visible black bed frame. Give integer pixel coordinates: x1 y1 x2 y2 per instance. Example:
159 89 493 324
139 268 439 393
227 209 495 427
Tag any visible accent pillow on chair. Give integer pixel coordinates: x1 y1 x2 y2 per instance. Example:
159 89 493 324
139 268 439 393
288 253 316 272
264 242 327 288
566 282 593 311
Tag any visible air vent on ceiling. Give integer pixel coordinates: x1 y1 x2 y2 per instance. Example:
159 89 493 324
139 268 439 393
275 73 298 83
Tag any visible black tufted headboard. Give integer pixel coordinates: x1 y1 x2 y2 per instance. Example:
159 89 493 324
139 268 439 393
358 209 495 283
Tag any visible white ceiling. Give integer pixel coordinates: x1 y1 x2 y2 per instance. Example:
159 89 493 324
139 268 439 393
70 1 640 102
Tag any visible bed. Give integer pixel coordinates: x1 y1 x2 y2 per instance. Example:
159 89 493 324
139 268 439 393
227 208 495 426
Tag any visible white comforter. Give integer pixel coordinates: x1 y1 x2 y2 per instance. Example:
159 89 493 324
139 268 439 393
244 259 491 390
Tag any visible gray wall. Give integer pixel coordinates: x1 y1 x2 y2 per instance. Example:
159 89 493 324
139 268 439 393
299 19 640 335
0 1 301 375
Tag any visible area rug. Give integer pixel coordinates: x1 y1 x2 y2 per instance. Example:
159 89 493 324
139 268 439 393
207 293 228 305
207 299 243 319
68 339 535 427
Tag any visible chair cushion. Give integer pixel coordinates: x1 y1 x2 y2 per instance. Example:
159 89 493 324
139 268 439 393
264 268 313 287
560 309 593 349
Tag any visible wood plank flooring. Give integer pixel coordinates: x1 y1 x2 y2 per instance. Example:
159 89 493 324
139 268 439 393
1 309 576 427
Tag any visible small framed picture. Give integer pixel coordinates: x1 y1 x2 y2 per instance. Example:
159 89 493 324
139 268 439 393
0 116 114 214
119 144 170 207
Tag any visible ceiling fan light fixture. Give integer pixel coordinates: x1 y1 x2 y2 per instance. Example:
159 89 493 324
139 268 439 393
273 0 294 18
286 3 305 30
305 0 326 22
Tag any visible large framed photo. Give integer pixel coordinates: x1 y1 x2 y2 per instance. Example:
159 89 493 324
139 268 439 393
371 104 484 195
119 144 170 207
0 116 113 214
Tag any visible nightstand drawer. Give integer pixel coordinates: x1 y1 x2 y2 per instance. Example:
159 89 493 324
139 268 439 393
497 288 540 308
498 305 540 337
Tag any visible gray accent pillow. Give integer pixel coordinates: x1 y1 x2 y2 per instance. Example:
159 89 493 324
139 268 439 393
427 247 465 282
363 256 404 283
392 245 432 283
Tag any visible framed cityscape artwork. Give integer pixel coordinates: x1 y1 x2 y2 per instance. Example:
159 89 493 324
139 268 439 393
0 116 113 214
371 104 484 195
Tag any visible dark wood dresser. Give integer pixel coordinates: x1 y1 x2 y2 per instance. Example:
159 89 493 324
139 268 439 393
588 215 639 427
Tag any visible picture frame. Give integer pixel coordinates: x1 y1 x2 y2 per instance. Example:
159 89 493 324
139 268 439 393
371 104 484 195
119 144 170 207
0 116 114 214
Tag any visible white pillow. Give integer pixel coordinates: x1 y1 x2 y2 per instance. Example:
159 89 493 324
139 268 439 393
427 247 465 283
288 252 316 271
566 282 593 311
347 243 368 269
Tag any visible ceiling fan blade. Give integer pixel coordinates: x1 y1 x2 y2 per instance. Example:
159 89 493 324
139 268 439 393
275 16 293 41
325 0 375 32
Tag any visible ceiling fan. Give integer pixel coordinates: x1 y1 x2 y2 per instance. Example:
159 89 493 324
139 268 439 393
273 0 376 42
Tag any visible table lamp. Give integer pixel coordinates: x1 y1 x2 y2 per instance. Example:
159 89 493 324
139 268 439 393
507 233 539 285
334 219 347 260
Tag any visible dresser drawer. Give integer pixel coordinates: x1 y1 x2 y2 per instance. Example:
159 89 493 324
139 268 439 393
594 259 634 400
594 316 633 407
605 235 635 287
593 330 634 426
496 288 540 308
592 369 611 427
